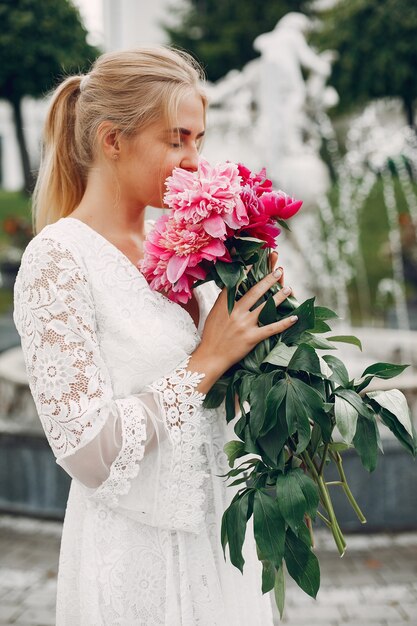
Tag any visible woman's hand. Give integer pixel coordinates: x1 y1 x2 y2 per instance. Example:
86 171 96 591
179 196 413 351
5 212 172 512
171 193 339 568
188 268 297 393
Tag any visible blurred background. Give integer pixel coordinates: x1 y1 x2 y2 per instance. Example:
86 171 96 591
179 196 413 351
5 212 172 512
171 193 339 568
0 1 416 624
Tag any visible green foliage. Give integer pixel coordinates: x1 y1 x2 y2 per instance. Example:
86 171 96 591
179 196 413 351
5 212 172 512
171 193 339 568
207 246 416 614
0 0 100 191
163 0 307 82
313 0 417 124
0 0 99 102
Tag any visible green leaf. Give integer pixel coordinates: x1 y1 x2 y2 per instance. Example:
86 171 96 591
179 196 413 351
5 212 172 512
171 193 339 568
301 332 337 350
257 405 289 465
249 372 276 439
367 395 417 457
262 379 287 437
367 390 413 436
274 564 286 619
327 335 362 351
323 355 350 387
334 395 359 444
334 388 375 419
263 343 297 368
285 376 332 447
261 560 276 594
227 286 236 314
253 490 286 566
281 298 316 345
276 470 306 533
243 424 261 455
361 362 409 380
309 423 322 458
225 491 252 573
242 340 269 373
234 237 264 260
292 469 320 520
239 373 256 403
310 320 332 334
276 468 319 532
258 295 278 326
353 415 379 472
203 376 229 408
314 306 339 321
277 218 291 231
284 528 320 598
288 344 322 376
215 260 242 289
224 440 246 468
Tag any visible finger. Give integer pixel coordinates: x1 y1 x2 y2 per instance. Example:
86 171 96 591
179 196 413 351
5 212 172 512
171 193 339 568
276 266 284 287
252 284 292 317
269 251 278 272
237 268 283 311
258 313 298 341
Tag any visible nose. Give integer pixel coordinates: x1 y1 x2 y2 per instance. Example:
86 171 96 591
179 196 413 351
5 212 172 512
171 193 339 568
180 144 199 172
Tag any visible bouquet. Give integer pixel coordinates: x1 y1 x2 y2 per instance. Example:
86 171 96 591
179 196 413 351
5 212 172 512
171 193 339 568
140 158 417 617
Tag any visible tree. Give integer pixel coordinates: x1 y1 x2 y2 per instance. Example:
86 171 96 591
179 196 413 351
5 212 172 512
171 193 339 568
164 0 307 83
313 0 417 127
0 0 99 193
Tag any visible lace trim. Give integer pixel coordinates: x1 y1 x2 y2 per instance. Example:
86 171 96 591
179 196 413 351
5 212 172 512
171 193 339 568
92 398 147 507
149 357 209 533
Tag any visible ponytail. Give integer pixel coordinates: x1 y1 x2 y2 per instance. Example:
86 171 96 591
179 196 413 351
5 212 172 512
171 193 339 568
32 75 85 234
32 47 206 234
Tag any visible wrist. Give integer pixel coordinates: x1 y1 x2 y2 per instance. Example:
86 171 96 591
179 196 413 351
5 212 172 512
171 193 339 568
187 346 228 395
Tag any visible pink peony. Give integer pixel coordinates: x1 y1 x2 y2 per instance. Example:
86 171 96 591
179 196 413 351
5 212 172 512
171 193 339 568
139 214 230 304
260 192 303 220
140 159 303 304
164 159 249 238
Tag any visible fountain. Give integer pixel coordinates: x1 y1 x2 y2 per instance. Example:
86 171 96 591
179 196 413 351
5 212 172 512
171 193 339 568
0 12 416 524
204 12 417 530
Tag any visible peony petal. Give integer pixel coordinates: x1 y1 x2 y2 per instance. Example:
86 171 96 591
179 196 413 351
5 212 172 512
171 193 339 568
166 254 190 284
203 215 227 238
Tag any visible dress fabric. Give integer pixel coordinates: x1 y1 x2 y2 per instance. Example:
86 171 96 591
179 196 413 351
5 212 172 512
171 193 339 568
13 217 273 626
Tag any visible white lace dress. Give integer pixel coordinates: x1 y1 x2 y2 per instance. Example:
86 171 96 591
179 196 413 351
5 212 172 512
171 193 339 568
13 217 274 626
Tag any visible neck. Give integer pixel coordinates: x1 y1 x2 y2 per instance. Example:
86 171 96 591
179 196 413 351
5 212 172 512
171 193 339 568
70 165 146 240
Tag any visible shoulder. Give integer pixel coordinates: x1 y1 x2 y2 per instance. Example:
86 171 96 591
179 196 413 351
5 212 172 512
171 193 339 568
16 218 91 295
20 218 87 270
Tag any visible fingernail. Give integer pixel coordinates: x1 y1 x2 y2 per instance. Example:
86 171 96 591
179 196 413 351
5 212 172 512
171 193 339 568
273 268 282 279
282 286 291 295
290 315 298 322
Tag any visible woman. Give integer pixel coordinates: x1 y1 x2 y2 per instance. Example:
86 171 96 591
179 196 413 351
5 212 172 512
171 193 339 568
13 47 297 625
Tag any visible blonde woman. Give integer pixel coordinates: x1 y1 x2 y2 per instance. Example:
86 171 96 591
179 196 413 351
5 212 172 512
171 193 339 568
13 47 297 625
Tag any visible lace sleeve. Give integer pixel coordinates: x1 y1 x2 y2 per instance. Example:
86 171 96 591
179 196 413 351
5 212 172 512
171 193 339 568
13 234 208 527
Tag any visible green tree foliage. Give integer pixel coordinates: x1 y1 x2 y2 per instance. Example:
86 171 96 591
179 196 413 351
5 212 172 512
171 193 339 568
164 0 307 83
0 0 99 193
313 0 417 126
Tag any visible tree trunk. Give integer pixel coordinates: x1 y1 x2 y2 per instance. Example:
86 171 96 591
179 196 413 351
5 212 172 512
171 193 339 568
403 98 415 129
10 97 34 195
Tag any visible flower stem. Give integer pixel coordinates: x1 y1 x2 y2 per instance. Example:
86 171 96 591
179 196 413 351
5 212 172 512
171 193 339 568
302 451 346 556
331 451 367 524
319 443 329 476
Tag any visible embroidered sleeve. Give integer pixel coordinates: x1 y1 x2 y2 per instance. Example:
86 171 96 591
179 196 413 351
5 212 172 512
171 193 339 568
13 236 151 505
13 234 208 523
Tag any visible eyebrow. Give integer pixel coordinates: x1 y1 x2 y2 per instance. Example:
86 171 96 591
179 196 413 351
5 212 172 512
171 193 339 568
168 127 205 138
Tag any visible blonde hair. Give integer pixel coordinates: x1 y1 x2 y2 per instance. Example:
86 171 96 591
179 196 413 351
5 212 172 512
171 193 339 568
33 47 207 233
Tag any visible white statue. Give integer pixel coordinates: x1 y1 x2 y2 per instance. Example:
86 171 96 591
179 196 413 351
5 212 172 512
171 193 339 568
254 12 332 157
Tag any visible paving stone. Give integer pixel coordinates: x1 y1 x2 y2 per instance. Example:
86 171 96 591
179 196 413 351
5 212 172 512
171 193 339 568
284 604 343 622
13 607 56 626
343 603 404 622
0 603 22 622
399 603 417 621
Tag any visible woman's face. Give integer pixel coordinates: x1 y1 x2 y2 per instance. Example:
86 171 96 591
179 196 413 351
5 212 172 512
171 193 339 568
117 90 205 210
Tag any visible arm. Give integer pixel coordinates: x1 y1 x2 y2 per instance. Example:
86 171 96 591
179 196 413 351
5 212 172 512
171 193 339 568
13 236 207 520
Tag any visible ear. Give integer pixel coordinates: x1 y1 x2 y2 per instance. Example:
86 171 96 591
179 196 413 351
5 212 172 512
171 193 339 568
97 121 121 160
